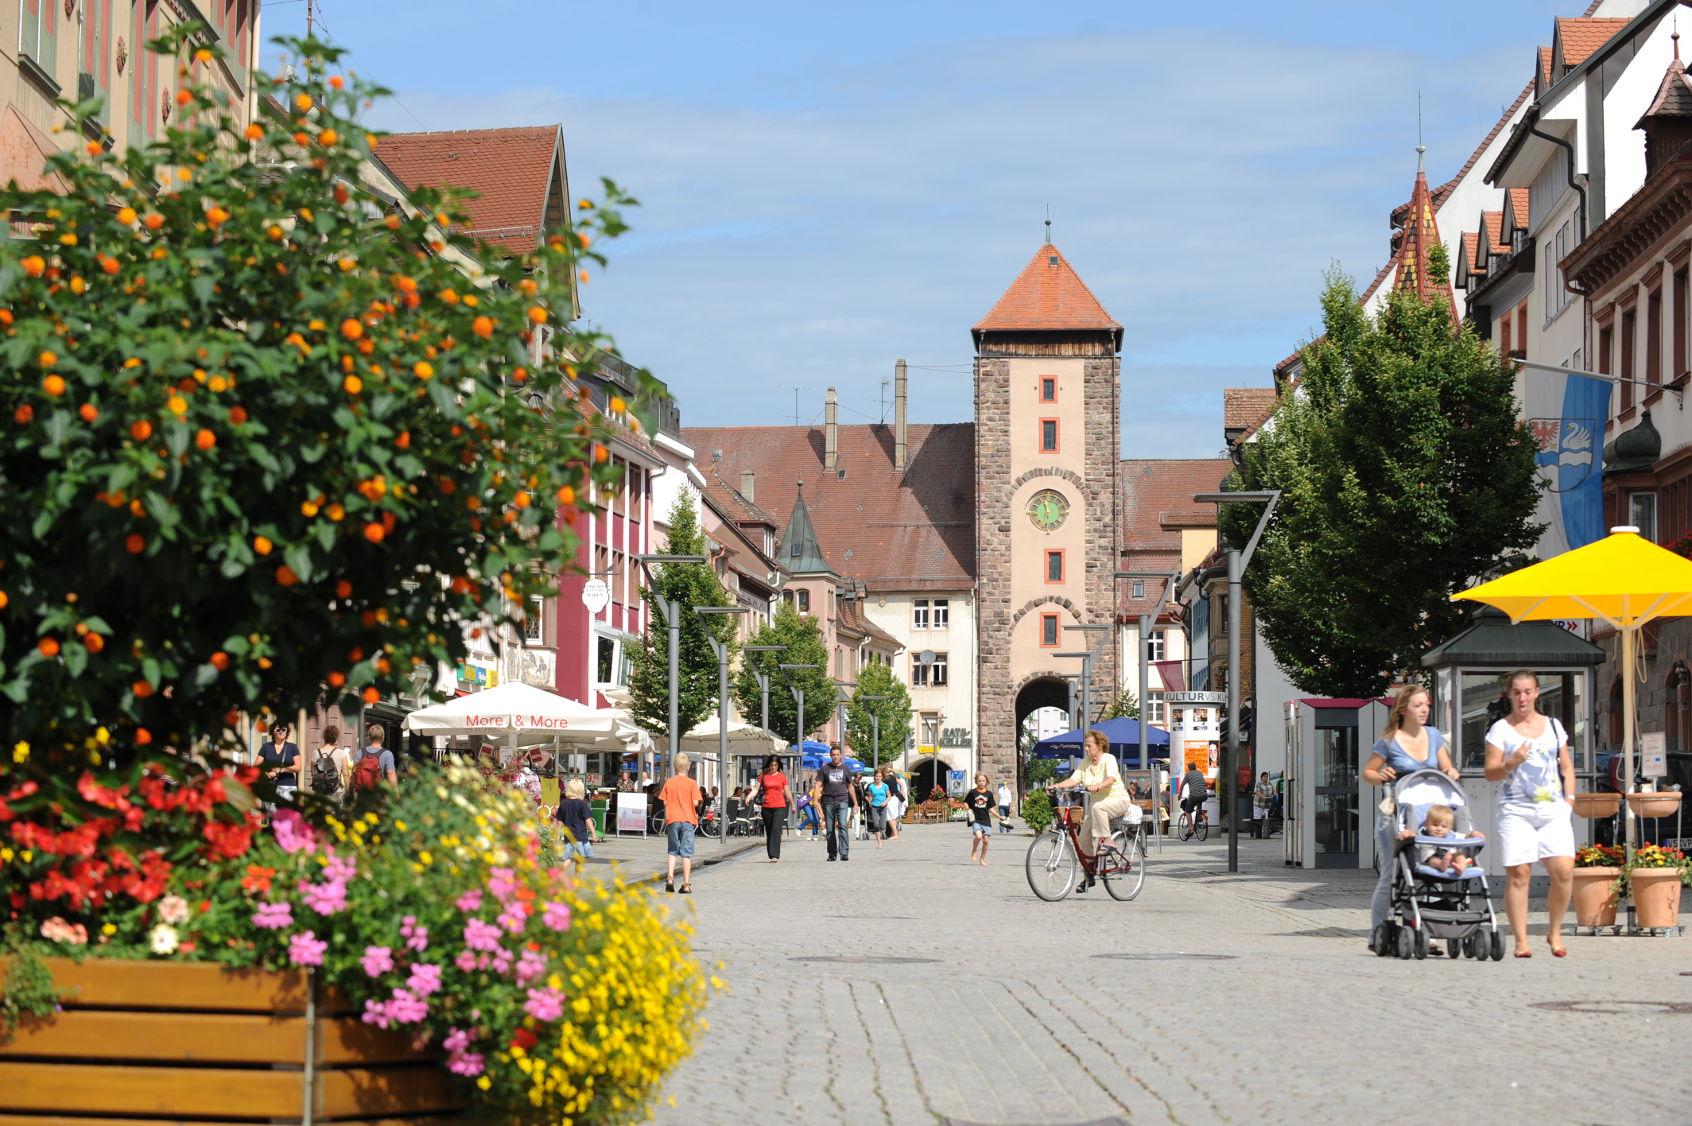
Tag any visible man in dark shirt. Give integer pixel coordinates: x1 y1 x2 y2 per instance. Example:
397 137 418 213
1181 764 1208 815
813 743 859 861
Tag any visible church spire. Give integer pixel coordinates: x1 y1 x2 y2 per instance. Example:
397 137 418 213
1393 147 1456 316
1635 32 1692 177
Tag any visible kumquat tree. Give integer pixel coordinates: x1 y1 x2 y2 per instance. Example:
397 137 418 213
0 29 643 760
0 33 708 1124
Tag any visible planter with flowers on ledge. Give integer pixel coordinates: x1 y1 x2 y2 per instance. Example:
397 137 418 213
1625 843 1692 931
1572 843 1625 929
0 959 456 1121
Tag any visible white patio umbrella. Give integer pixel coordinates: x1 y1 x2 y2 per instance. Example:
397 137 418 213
404 682 639 764
678 715 786 758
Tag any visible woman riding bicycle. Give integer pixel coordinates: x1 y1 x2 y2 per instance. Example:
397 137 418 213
1049 729 1132 893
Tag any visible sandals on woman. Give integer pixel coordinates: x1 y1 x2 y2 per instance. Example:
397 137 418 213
679 883 692 894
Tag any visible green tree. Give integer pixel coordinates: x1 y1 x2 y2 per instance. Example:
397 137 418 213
0 31 645 760
1099 687 1140 721
733 601 834 747
844 660 912 765
626 494 736 742
1222 269 1543 697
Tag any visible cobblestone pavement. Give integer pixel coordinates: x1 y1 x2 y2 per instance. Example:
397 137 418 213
650 822 1692 1126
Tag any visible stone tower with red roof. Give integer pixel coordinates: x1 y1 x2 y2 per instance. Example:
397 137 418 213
972 242 1122 782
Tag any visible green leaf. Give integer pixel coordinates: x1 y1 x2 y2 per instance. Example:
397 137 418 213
283 542 314 585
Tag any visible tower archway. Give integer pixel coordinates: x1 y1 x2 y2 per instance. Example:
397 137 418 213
1014 675 1072 792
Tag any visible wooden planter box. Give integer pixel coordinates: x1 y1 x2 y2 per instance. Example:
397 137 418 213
0 957 462 1124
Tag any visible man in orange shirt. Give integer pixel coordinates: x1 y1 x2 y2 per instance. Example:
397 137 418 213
659 752 702 894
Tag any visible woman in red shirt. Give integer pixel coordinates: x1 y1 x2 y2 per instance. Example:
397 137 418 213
756 754 792 862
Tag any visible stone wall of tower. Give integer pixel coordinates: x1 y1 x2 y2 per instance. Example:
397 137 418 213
973 353 1120 786
973 357 1015 782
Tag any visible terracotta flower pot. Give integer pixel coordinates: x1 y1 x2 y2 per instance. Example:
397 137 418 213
1571 792 1621 819
1626 791 1683 819
0 958 459 1121
1572 866 1622 927
1629 867 1686 929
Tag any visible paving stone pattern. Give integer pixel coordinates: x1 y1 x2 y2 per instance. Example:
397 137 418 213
647 824 1692 1126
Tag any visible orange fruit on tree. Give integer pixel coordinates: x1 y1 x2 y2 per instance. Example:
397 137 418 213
363 522 385 543
38 637 59 658
194 428 216 450
335 579 352 599
275 564 299 586
14 405 33 424
125 533 145 554
0 590 7 610
84 632 104 653
327 670 346 687
253 535 273 555
135 727 153 746
132 680 154 698
362 686 380 704
471 316 494 337
340 318 363 340
78 403 97 422
130 419 152 441
209 651 229 671
43 375 65 396
39 350 57 367
527 305 547 325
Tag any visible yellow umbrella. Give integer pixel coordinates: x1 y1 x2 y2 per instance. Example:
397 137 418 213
1452 526 1692 852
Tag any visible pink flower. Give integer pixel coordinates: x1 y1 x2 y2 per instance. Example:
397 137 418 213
362 997 394 1028
272 813 316 854
487 866 517 903
386 987 429 1024
321 848 357 882
541 900 571 931
253 901 293 930
523 985 564 1022
361 946 394 977
490 947 512 975
400 915 429 952
446 1050 484 1077
39 916 87 945
287 931 327 967
454 949 479 972
442 1027 471 1054
407 963 442 997
515 948 548 987
156 894 191 925
455 888 483 913
462 918 502 952
299 877 348 916
496 906 526 935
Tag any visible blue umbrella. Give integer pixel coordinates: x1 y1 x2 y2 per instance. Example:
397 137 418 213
1032 716 1171 762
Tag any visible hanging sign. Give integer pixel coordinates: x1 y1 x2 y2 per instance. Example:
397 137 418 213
582 579 611 615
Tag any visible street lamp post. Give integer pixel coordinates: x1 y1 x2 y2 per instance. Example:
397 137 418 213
634 553 708 783
1054 652 1097 735
835 681 855 754
859 695 889 767
695 606 748 851
1191 490 1280 875
779 663 820 758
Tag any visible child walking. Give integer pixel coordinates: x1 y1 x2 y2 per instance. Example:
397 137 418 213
659 753 702 894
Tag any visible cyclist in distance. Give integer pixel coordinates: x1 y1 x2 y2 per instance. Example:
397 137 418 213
1180 762 1209 822
1049 729 1132 893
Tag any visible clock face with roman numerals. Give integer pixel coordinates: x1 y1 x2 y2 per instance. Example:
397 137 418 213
1026 489 1069 532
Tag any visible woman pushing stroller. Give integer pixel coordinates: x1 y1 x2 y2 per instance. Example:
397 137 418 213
1364 684 1460 952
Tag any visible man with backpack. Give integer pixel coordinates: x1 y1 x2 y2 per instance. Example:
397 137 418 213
351 724 398 797
309 725 352 802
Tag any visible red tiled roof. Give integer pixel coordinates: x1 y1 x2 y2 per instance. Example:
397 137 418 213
1539 46 1554 88
702 466 779 528
1118 459 1230 619
837 598 902 650
1555 18 1631 71
374 126 562 254
1482 210 1507 257
972 243 1120 335
1637 50 1692 126
1505 188 1531 235
683 423 976 592
1223 388 1277 433
1394 168 1456 315
1460 231 1483 275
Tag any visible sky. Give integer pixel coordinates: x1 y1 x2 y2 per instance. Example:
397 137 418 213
260 0 1583 458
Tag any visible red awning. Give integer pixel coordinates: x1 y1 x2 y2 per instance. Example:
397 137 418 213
1153 660 1186 692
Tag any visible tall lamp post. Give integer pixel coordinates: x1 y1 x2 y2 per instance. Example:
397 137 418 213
859 694 889 767
634 553 708 783
779 663 821 757
694 605 748 851
1191 489 1280 875
1054 651 1098 734
1064 622 1114 727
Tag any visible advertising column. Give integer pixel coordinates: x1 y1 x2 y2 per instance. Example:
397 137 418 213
1167 691 1225 828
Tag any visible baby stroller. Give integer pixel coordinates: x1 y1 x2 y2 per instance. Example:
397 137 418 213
1372 770 1505 962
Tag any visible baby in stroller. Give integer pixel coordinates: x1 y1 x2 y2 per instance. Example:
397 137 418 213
1375 770 1505 960
1414 803 1483 874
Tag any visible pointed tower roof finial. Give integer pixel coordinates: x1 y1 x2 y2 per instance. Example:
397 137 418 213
1044 204 1052 246
1416 91 1426 170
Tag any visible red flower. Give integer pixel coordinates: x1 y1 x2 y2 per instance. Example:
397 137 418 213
509 1027 538 1052
203 819 254 860
241 864 276 894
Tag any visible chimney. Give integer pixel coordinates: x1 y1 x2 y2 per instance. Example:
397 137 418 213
894 359 908 470
739 470 755 502
824 387 838 470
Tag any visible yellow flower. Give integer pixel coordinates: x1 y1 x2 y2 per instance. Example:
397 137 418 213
393 819 408 832
476 1076 491 1091
11 741 28 763
101 923 116 936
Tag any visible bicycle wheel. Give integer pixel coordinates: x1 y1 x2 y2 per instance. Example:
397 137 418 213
1101 832 1146 901
1025 831 1077 901
1177 812 1192 840
1196 815 1209 842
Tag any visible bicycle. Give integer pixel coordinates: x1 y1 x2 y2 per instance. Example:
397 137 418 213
1177 799 1210 841
1025 793 1146 902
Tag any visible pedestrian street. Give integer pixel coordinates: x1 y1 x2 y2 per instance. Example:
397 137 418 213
652 824 1692 1126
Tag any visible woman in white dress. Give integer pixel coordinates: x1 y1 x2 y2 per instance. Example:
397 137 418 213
1484 669 1578 958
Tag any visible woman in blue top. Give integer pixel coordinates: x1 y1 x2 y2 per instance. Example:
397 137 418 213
866 767 892 850
1363 684 1459 951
